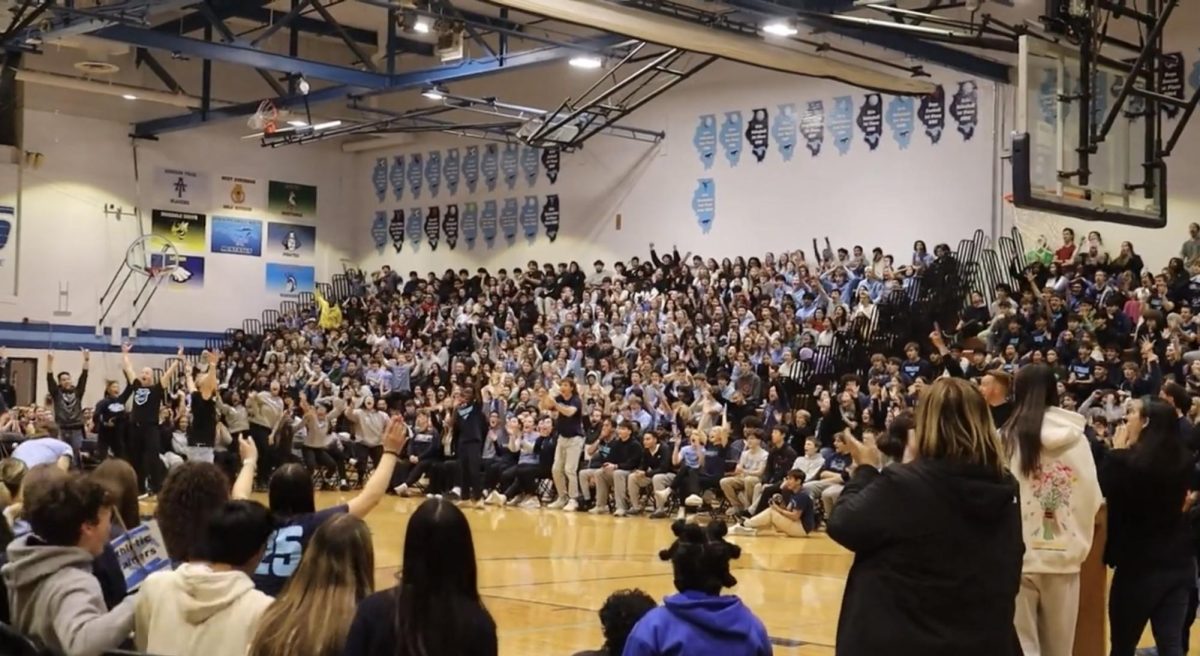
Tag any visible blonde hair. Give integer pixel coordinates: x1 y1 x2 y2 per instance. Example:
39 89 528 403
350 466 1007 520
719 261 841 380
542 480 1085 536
912 378 1006 477
247 514 375 656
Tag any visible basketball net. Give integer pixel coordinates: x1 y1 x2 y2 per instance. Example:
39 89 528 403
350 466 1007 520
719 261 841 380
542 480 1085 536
1004 193 1071 256
248 100 279 135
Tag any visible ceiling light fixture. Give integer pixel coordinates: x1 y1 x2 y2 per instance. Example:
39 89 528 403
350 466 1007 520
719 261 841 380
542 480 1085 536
287 120 309 128
311 120 342 131
568 55 603 70
121 93 138 100
762 21 798 37
421 87 446 101
413 20 431 34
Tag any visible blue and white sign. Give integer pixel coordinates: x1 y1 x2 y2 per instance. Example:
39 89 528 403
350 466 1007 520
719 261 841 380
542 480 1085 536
501 143 520 190
541 147 561 184
389 209 405 252
886 96 915 150
371 211 387 250
745 107 769 163
425 151 442 198
463 146 480 194
390 155 405 201
520 146 540 187
694 114 717 169
719 111 744 167
482 145 499 192
829 96 854 155
773 104 797 162
919 85 946 144
372 158 388 203
444 148 461 196
800 101 825 157
209 216 262 257
425 206 440 250
857 94 883 151
500 197 519 244
541 194 560 242
481 200 498 247
520 195 539 242
950 80 979 141
407 152 424 199
692 179 715 233
406 207 423 248
444 204 460 249
462 202 479 248
111 521 170 592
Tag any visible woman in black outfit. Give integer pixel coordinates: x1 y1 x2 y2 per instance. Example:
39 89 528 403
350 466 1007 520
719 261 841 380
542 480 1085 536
343 497 496 656
827 377 1023 656
1101 397 1194 656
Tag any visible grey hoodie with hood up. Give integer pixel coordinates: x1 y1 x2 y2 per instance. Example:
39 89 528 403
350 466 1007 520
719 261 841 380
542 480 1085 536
2 533 135 656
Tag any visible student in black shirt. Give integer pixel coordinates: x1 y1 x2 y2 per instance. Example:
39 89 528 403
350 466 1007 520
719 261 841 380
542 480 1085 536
185 351 221 461
448 378 488 506
543 379 584 511
118 343 182 495
94 380 129 461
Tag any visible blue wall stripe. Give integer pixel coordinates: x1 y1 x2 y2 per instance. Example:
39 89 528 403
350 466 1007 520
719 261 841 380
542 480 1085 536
0 322 223 342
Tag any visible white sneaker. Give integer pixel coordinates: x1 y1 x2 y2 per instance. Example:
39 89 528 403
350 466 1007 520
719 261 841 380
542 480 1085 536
484 490 501 505
503 494 518 506
588 506 608 515
563 498 579 512
675 508 686 520
728 524 758 537
450 486 462 499
613 509 627 517
393 483 408 496
684 494 703 508
520 497 542 509
654 489 671 507
547 497 568 510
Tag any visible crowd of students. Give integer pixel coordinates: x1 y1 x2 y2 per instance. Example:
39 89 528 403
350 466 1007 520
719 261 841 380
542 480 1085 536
1 222 1199 655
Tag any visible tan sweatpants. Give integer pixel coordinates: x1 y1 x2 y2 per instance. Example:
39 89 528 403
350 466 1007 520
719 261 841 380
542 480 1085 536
1014 572 1081 656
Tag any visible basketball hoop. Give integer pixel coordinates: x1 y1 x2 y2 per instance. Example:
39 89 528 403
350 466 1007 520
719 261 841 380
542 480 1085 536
248 100 279 134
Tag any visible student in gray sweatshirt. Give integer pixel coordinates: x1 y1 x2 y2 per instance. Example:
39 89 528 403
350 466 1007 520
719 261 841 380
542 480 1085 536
2 471 136 656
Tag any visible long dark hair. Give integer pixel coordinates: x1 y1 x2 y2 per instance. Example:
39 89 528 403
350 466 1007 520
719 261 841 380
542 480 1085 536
1129 397 1188 471
394 498 490 656
269 463 315 517
1003 364 1058 477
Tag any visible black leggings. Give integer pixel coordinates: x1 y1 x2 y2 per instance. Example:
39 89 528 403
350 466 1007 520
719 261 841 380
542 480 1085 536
458 442 484 501
249 424 275 484
302 446 345 481
429 459 460 494
502 463 545 498
1109 563 1194 656
131 424 166 494
353 443 384 484
483 457 513 491
672 468 720 500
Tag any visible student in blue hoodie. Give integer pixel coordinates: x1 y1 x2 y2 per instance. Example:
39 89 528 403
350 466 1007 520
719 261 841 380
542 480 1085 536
623 520 772 656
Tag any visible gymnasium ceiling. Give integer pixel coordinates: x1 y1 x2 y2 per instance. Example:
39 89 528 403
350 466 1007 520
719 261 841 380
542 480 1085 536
0 1 1185 148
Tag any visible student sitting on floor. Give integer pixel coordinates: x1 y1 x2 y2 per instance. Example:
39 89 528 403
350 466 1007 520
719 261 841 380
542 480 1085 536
729 469 815 537
623 521 771 656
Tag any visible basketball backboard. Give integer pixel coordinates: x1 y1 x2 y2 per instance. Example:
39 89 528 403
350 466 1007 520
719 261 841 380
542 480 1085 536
1011 35 1166 227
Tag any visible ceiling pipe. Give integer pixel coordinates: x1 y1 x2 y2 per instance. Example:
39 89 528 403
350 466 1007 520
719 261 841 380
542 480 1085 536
15 68 235 109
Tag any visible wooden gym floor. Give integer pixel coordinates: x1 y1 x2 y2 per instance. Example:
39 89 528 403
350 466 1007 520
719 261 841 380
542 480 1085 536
333 492 849 656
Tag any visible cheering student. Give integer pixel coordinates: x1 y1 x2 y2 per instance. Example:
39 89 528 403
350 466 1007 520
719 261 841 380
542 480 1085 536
1001 364 1101 656
342 498 497 656
119 342 183 496
45 349 89 464
234 417 405 596
827 377 1023 656
1102 397 1194 656
544 379 585 512
135 501 276 656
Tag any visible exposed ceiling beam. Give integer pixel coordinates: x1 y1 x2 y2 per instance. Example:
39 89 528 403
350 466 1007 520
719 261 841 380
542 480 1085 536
92 23 392 88
479 0 936 95
226 5 434 55
132 34 630 136
723 0 1011 82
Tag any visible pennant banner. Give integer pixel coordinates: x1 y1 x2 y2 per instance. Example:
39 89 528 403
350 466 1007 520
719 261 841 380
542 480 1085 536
462 202 479 248
389 209 405 253
444 148 461 196
425 206 440 250
541 147 561 185
540 194 560 242
520 196 539 242
390 155 405 201
371 211 387 250
444 204 460 250
481 200 498 247
500 197 519 244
